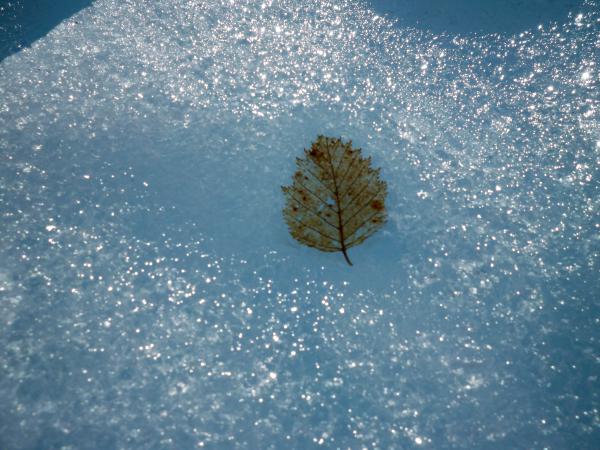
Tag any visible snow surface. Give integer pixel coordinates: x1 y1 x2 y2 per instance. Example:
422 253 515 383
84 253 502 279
0 0 599 448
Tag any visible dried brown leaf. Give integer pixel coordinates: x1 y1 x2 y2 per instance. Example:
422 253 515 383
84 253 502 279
282 135 387 265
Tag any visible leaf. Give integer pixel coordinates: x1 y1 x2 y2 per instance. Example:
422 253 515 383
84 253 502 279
282 135 387 265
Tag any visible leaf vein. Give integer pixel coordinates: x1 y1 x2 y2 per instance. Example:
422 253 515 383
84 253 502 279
286 215 340 244
288 194 339 231
342 184 386 229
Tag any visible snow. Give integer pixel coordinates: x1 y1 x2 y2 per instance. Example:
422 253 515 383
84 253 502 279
0 0 599 448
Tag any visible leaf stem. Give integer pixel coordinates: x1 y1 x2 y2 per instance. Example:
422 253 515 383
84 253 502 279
324 138 353 267
342 247 353 266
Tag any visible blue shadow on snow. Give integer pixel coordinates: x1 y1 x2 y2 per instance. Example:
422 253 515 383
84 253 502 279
367 0 586 35
0 0 94 62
